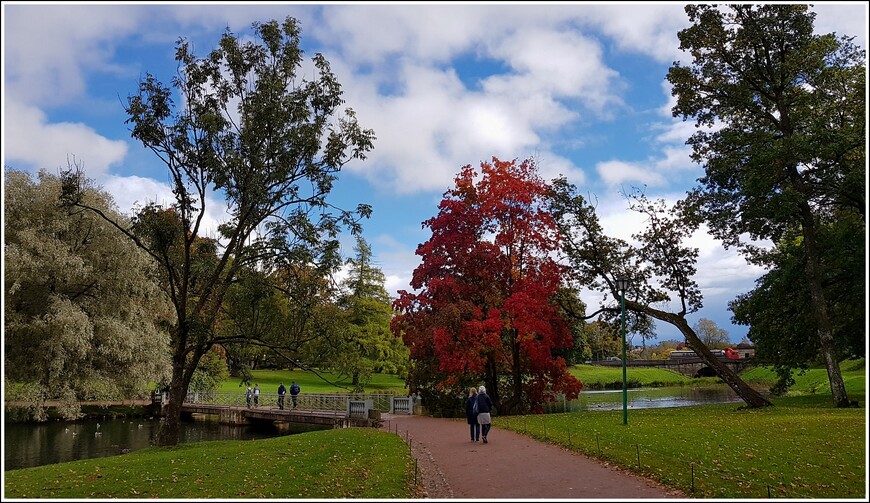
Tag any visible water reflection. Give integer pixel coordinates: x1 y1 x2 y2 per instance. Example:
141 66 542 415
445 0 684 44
545 385 746 413
4 415 328 471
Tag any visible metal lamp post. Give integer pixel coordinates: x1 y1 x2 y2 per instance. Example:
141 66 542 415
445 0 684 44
615 277 630 425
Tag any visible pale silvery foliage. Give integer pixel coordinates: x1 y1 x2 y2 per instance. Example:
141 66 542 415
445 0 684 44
4 169 172 420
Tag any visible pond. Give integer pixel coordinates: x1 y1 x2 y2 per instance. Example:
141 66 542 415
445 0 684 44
3 414 328 472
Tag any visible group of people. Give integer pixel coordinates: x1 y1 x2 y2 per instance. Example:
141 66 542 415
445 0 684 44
465 385 493 444
245 384 260 408
245 381 300 409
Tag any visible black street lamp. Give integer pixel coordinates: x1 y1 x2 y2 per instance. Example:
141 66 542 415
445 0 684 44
615 277 630 425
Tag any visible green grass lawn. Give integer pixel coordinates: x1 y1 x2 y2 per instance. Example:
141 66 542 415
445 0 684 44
569 363 708 389
217 369 408 394
741 359 866 396
499 359 868 499
3 428 416 499
494 394 866 499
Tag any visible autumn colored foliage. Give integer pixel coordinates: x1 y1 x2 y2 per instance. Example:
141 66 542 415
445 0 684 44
392 157 582 414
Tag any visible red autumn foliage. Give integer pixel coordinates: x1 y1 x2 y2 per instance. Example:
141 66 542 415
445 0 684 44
392 157 582 415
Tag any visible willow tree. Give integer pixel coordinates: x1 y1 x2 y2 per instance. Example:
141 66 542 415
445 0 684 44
5 169 171 420
61 17 375 445
667 4 865 407
549 180 771 408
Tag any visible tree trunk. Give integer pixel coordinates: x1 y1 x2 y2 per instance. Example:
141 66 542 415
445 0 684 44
485 356 498 411
629 300 772 408
155 362 185 446
799 203 851 407
507 329 523 414
683 326 772 408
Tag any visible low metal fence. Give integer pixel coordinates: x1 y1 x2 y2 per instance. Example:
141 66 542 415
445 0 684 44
174 391 411 414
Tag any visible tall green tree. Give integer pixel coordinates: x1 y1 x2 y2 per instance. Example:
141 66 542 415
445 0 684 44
330 236 408 391
61 17 375 445
667 4 865 407
4 169 172 420
549 181 771 408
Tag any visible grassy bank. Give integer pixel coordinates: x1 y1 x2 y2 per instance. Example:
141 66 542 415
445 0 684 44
568 363 709 389
4 428 416 499
740 359 866 396
217 369 408 394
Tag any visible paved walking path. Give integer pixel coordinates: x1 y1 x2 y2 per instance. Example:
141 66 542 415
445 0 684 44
380 414 685 499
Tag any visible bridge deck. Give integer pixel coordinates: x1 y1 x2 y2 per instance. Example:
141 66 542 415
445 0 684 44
180 403 378 427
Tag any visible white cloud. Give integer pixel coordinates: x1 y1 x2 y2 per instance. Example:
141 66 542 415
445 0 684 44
811 3 868 48
3 4 142 106
578 4 691 63
3 100 128 178
596 160 666 189
371 234 421 298
101 174 233 246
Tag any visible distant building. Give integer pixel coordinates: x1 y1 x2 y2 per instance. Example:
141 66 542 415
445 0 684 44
734 342 755 359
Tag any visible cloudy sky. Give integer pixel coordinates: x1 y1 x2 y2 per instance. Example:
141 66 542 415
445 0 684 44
3 1 867 345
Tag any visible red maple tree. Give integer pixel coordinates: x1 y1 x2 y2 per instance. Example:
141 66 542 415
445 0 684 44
392 157 583 414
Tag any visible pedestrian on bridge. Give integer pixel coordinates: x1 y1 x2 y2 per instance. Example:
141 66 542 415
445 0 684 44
290 381 300 408
245 386 253 408
253 384 260 407
278 382 287 410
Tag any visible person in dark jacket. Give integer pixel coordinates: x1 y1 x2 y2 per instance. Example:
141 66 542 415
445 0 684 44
289 381 301 408
465 387 480 442
476 385 493 443
277 383 287 410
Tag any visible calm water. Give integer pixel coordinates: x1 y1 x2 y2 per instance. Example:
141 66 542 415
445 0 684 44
3 415 328 471
543 385 746 413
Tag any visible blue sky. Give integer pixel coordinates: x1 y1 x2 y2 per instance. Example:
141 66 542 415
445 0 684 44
3 2 867 345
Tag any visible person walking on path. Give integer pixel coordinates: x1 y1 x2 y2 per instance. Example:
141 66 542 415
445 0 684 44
253 384 260 407
245 385 253 408
277 382 287 410
475 386 493 443
289 381 301 408
465 387 480 442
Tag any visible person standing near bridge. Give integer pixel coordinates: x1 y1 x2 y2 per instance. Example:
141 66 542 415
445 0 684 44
277 382 287 410
245 385 253 408
289 381 300 408
253 384 260 407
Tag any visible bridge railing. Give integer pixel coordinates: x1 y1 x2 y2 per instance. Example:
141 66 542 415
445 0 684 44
176 391 410 413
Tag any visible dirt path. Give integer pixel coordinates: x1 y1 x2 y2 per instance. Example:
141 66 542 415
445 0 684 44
380 414 685 499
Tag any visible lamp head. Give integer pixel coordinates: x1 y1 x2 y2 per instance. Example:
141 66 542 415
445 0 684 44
615 277 630 293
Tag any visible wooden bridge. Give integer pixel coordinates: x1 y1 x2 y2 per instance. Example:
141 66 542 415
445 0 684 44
593 356 756 377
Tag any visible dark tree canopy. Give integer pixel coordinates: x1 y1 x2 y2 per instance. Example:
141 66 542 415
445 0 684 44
667 4 865 407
